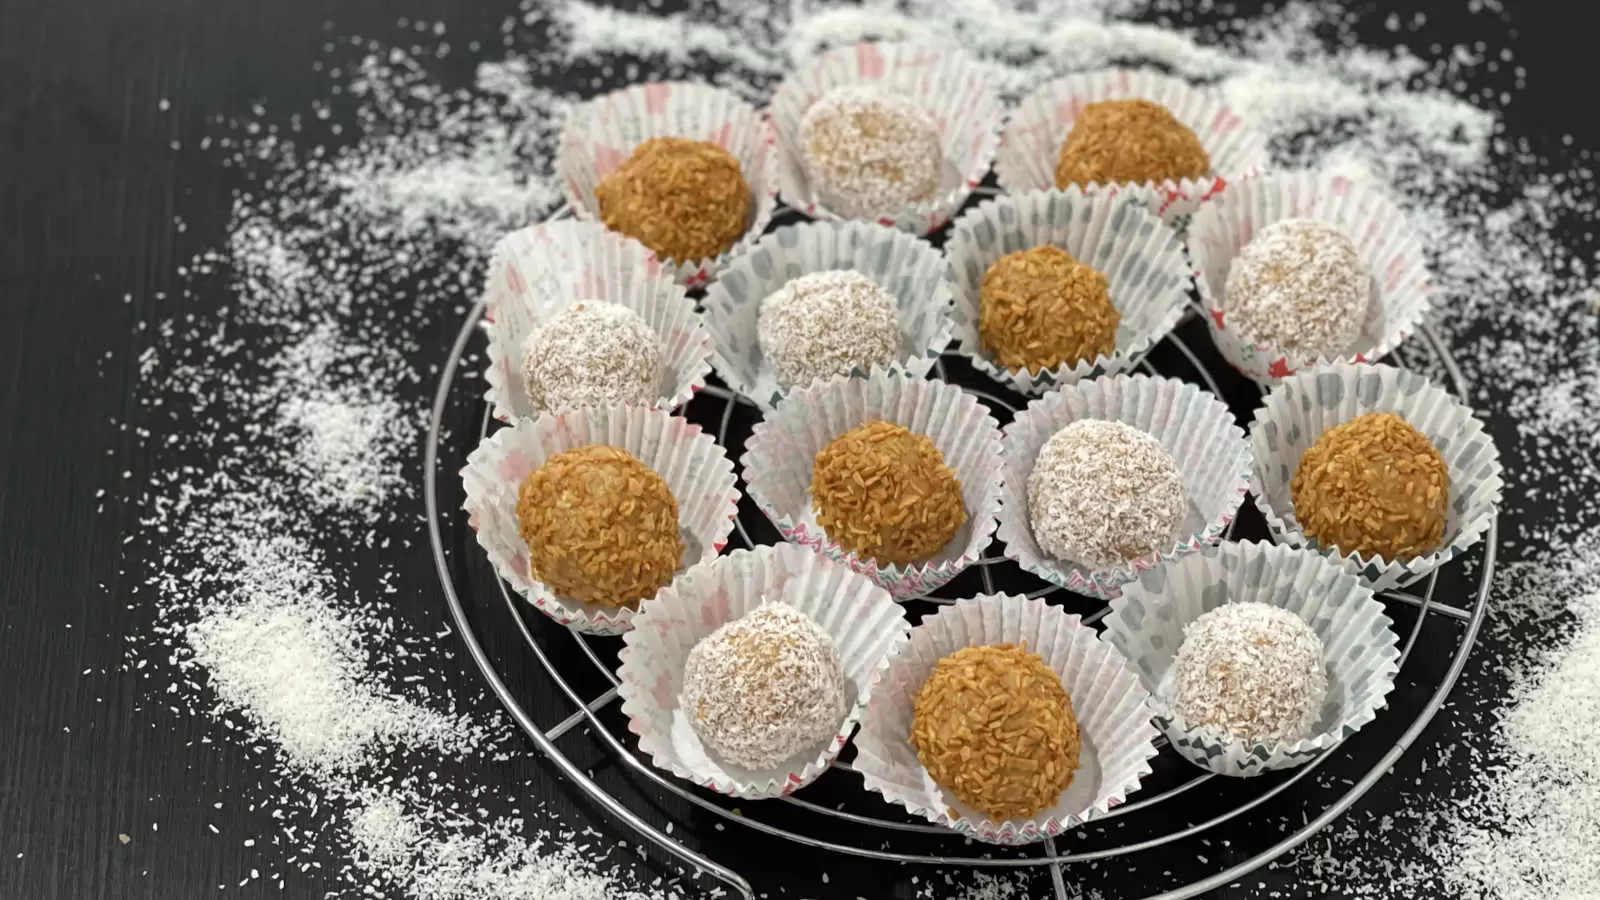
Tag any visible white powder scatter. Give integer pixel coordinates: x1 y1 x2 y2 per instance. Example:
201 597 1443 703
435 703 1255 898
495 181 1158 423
190 594 478 769
123 0 1600 897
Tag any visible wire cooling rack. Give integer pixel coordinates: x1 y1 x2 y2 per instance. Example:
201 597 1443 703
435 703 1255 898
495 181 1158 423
423 201 1496 900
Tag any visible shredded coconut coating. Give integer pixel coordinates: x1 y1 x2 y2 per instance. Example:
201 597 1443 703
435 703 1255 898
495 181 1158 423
1172 602 1329 746
810 419 967 567
801 85 943 218
515 445 683 608
595 136 751 262
757 269 902 390
1027 419 1188 568
520 302 664 413
1055 98 1209 188
1223 218 1371 358
911 643 1081 822
979 245 1119 374
679 603 848 771
1291 411 1449 560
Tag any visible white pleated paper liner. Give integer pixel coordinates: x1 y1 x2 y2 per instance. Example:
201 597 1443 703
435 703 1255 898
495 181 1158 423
557 81 779 286
616 542 910 799
997 373 1252 600
480 220 713 423
742 371 1004 599
854 593 1158 844
700 219 954 412
1102 540 1402 777
944 189 1192 395
767 40 1004 235
995 69 1268 225
1189 171 1434 384
1249 362 1503 591
460 406 740 636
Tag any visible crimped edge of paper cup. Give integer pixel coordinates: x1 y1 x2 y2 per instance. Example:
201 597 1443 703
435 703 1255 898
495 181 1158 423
995 68 1268 224
997 373 1253 599
1103 540 1402 776
460 406 740 635
945 189 1192 395
1247 362 1503 591
557 81 780 287
768 40 1004 235
616 543 910 798
854 593 1158 844
480 220 713 422
1190 171 1434 384
701 219 955 412
742 371 1004 599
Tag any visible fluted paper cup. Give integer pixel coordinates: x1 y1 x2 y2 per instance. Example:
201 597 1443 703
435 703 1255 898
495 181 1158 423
945 189 1192 395
701 219 953 411
1189 171 1433 383
854 593 1158 844
998 373 1252 600
742 371 1003 599
1249 362 1502 590
481 220 713 422
1103 541 1401 776
616 543 910 799
768 40 1003 234
558 81 779 286
995 69 1267 226
461 407 740 635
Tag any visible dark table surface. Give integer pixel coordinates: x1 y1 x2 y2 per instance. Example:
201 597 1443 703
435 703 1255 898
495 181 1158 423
2 0 1594 898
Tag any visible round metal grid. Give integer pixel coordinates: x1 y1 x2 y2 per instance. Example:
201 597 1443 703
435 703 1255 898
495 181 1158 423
423 206 1495 900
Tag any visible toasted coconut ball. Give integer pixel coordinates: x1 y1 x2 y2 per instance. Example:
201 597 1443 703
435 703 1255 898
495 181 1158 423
801 85 943 218
520 302 664 413
515 445 683 608
979 245 1119 375
594 137 751 262
1223 218 1370 359
911 644 1081 822
1172 602 1329 746
811 420 967 568
757 270 903 391
1291 411 1449 560
1055 98 1209 188
680 603 848 770
1028 419 1188 569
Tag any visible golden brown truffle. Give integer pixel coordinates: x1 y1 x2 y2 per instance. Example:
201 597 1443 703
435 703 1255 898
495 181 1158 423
911 643 1081 822
810 420 966 568
516 444 684 607
979 245 1119 374
1290 411 1449 560
1054 98 1209 188
595 137 751 262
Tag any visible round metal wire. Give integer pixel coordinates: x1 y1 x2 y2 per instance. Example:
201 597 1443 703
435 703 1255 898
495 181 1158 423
424 216 1495 900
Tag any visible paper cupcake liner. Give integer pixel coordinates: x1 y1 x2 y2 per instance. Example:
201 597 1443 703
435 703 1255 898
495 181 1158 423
558 81 780 286
1103 540 1402 776
1189 171 1434 384
460 406 740 635
995 69 1268 227
742 371 1004 599
1249 362 1503 591
997 373 1252 600
854 593 1158 844
481 220 713 422
945 189 1192 395
700 219 954 411
768 41 1004 235
616 543 910 799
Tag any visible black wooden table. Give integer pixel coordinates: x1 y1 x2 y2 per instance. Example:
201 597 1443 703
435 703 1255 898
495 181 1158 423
1 0 1592 897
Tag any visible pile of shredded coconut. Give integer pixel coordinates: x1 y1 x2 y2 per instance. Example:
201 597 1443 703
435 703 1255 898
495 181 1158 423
120 0 1599 897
